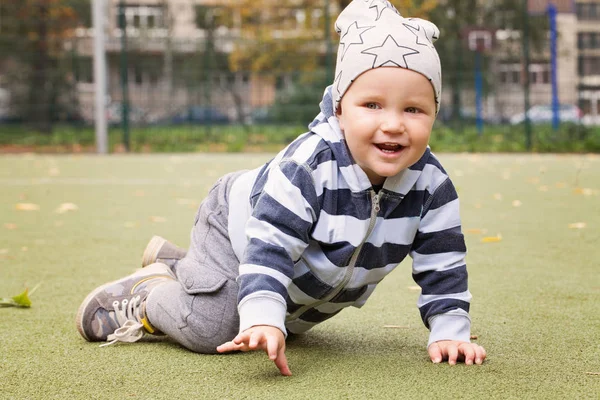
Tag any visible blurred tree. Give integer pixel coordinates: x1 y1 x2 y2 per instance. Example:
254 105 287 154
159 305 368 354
0 0 86 132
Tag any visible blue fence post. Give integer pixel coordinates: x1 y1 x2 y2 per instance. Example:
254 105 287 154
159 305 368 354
548 3 559 130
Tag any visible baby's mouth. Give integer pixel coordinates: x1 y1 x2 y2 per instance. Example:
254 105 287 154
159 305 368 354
375 143 404 153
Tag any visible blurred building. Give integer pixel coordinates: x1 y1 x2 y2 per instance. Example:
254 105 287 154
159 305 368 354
66 0 600 125
464 0 600 123
72 0 334 124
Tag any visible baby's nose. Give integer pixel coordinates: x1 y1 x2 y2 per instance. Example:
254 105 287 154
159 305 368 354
381 112 405 133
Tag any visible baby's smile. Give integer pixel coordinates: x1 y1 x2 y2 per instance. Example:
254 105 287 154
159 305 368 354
375 142 404 154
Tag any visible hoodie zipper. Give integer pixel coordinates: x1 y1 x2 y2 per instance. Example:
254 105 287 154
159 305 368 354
287 190 381 321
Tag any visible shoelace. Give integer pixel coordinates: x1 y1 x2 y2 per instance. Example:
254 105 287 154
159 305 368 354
100 296 145 347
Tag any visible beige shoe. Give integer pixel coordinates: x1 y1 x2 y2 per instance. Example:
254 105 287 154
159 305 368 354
76 263 176 344
141 235 187 268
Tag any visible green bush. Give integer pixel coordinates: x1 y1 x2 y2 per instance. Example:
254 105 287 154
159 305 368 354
1 121 599 153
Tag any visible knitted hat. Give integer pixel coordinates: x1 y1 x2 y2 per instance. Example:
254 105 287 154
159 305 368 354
332 0 442 114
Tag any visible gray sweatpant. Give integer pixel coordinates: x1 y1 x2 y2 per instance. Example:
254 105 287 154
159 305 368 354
145 171 246 353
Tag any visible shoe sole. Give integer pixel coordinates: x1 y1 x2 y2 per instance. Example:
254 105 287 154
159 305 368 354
141 236 166 268
75 263 173 342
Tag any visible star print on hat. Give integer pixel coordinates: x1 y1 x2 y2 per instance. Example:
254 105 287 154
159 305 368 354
332 0 442 114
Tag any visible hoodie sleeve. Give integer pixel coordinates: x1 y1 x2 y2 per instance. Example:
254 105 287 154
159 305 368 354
409 177 472 346
236 159 319 336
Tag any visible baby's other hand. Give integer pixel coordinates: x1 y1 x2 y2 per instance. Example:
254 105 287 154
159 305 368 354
216 325 291 376
428 340 486 365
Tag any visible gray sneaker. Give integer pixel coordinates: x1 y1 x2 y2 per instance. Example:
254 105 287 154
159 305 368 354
141 235 187 268
76 263 176 345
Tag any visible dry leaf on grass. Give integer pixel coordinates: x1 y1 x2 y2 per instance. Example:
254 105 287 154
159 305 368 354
573 187 593 196
493 193 503 201
15 203 40 211
470 335 478 340
512 200 522 207
134 190 145 197
568 222 586 229
55 203 78 214
481 234 502 243
149 216 167 223
4 223 17 230
465 228 487 235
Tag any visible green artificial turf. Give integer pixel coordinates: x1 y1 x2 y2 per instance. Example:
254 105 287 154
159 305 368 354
0 153 599 399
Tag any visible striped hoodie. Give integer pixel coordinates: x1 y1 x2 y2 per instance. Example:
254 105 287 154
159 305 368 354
228 86 472 346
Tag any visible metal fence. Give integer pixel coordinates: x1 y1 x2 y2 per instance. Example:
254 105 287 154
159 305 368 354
1 0 599 151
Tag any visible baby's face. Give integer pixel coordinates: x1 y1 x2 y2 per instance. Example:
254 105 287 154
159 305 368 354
336 67 436 186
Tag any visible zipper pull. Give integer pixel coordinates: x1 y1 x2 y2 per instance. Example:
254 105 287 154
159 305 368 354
373 193 381 213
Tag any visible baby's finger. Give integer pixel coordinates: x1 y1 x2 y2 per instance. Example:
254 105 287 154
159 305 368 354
460 343 476 365
232 331 251 345
266 335 279 360
274 346 292 376
447 344 459 365
475 345 487 365
428 342 443 364
248 331 264 350
216 340 244 353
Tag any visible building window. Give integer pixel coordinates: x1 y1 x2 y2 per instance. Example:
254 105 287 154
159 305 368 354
529 64 551 85
577 3 600 20
75 57 93 83
578 32 600 49
579 56 600 76
499 64 521 85
118 5 165 31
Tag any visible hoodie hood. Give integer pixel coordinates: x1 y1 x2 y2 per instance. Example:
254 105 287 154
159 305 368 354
308 85 430 197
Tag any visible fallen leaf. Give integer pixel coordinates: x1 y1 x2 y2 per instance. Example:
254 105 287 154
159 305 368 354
15 203 40 211
48 167 60 176
4 223 17 230
134 190 145 197
55 203 78 214
149 216 167 223
493 193 503 201
573 187 593 196
481 234 502 243
512 200 522 207
568 222 586 229
0 249 8 255
465 228 487 234
21 246 28 252
470 335 478 340
383 325 410 329
555 182 566 188
0 283 40 308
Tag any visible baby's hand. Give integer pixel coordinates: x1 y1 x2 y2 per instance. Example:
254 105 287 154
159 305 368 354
216 325 291 376
428 340 486 365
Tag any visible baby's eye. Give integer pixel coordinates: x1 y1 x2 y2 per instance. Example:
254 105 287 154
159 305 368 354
365 102 380 109
406 107 419 113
